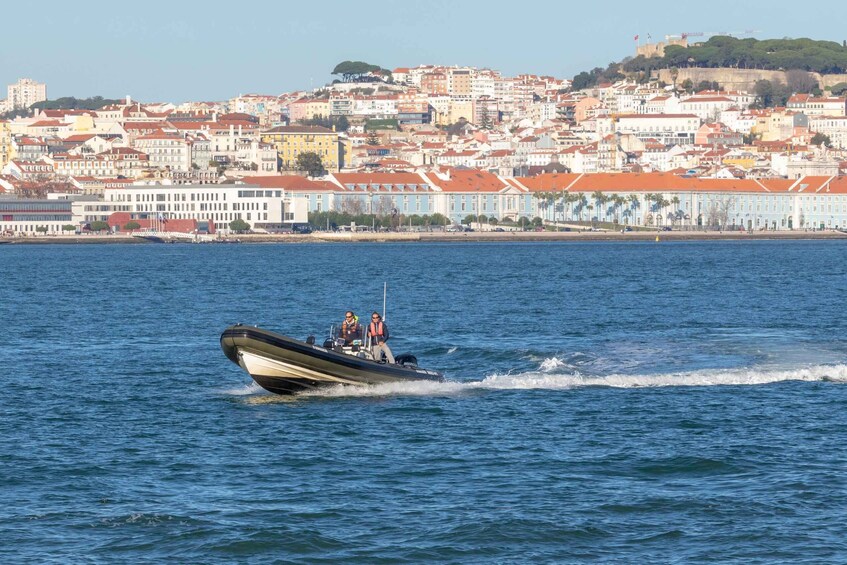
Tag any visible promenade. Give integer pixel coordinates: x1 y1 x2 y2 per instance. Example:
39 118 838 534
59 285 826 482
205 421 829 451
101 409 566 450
3 230 847 245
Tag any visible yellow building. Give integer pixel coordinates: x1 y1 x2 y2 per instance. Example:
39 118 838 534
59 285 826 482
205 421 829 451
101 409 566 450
723 156 756 170
0 121 11 169
448 100 474 125
262 125 341 173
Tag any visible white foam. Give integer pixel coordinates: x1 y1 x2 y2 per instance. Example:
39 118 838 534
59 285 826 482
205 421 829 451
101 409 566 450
539 356 567 372
219 381 265 396
295 362 847 398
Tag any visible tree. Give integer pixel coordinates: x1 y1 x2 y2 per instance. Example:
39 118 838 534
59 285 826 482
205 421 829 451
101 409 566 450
90 221 110 232
680 79 694 93
366 130 380 146
592 191 608 226
229 218 250 233
830 82 847 96
786 69 818 94
670 67 680 88
296 152 326 177
478 106 493 130
571 72 594 91
31 96 121 111
429 212 448 226
35 226 48 234
62 224 77 233
754 79 777 107
462 214 477 225
811 132 832 147
124 221 141 231
302 114 350 132
331 60 389 82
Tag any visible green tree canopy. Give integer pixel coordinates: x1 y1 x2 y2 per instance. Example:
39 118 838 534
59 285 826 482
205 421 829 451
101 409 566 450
830 82 847 95
429 213 448 226
229 218 250 232
331 61 390 82
296 152 326 177
622 36 847 74
31 96 122 111
301 114 350 132
811 132 832 146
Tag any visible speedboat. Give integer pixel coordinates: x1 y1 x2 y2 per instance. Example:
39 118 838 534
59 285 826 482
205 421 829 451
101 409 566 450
220 323 444 394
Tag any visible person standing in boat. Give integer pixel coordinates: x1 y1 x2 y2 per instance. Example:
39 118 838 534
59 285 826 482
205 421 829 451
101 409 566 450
340 311 361 345
368 312 395 364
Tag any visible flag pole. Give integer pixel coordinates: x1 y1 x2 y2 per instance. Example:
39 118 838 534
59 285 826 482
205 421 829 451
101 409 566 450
382 282 387 321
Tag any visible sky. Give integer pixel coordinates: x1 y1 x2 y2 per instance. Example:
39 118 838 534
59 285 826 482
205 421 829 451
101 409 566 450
2 0 846 103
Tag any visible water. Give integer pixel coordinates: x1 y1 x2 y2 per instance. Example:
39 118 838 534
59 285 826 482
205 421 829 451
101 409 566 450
2 241 847 563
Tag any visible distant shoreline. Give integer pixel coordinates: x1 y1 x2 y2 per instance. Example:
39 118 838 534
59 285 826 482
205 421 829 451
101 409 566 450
3 230 847 245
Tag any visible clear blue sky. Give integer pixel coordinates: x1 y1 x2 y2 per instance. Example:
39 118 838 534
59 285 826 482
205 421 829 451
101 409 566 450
2 0 845 103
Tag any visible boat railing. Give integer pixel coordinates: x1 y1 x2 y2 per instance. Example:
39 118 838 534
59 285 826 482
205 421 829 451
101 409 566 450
326 323 374 360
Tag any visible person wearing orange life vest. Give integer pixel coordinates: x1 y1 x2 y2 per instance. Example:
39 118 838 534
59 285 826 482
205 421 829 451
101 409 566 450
368 311 395 364
340 311 361 345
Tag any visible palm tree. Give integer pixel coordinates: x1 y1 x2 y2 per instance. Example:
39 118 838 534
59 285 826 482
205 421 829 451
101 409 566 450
655 194 670 227
579 194 589 223
566 192 579 222
671 196 681 228
532 191 551 221
611 194 626 224
592 191 608 227
628 194 640 224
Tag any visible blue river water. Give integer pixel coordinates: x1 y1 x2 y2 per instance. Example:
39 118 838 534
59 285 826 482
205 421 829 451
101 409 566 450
2 240 847 563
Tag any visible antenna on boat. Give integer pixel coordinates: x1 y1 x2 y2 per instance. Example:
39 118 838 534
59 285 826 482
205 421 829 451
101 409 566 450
382 282 387 321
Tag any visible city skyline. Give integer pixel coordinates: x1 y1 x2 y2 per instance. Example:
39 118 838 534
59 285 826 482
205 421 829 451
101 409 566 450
3 0 847 102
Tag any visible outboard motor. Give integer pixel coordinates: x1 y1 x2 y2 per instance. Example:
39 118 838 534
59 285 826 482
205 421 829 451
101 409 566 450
306 335 315 345
394 353 418 368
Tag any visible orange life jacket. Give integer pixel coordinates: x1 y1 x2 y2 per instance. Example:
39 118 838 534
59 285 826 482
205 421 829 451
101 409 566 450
369 321 388 343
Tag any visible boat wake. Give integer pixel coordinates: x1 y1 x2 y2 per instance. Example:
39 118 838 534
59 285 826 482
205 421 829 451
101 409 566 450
220 382 266 396
293 360 847 398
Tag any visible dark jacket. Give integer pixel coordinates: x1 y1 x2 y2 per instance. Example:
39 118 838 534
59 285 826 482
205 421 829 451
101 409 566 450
341 319 361 343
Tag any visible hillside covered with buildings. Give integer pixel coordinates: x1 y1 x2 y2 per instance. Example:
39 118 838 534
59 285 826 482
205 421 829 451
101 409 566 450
3 47 847 235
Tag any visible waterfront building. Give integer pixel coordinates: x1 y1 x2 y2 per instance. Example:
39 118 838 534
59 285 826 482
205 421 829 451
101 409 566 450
516 172 847 231
101 182 307 233
0 197 72 235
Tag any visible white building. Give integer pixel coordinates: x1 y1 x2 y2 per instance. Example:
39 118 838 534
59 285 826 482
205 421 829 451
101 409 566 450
134 133 193 172
606 114 701 145
7 78 47 111
679 96 736 121
808 116 847 149
102 182 307 231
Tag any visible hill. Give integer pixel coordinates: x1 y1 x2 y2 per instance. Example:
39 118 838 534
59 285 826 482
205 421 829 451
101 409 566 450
623 36 847 75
